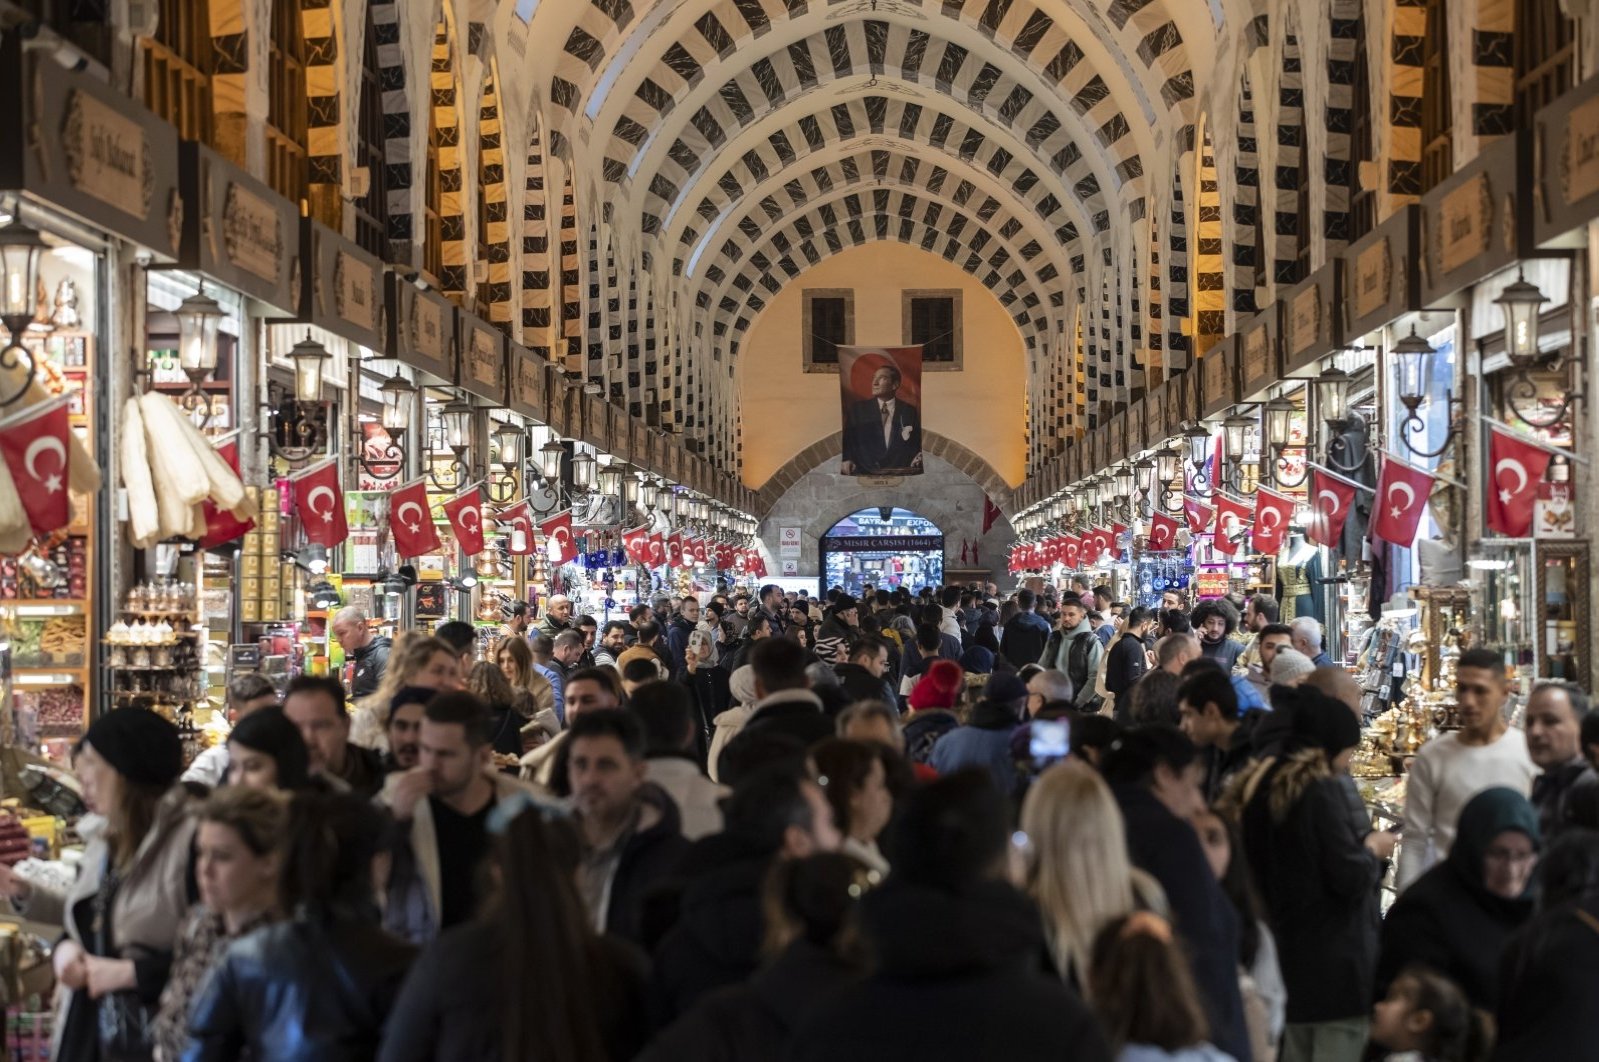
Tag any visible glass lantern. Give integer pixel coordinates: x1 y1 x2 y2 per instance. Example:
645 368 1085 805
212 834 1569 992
1314 367 1350 430
379 373 415 432
570 449 597 491
0 220 46 336
491 421 523 469
288 332 332 403
1495 270 1549 367
1391 327 1437 411
538 438 566 482
440 399 473 456
174 289 225 378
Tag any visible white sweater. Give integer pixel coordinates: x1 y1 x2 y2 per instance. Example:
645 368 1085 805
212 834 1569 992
1396 726 1537 891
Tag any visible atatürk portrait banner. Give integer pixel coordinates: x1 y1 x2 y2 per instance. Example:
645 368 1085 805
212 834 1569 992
838 345 923 477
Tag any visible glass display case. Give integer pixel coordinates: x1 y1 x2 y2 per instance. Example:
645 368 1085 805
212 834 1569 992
1468 542 1536 702
1536 542 1588 686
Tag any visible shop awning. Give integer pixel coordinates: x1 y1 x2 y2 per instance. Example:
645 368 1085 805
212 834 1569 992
175 142 301 314
383 271 457 384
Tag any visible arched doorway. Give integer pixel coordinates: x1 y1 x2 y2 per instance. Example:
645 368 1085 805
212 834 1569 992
820 507 943 595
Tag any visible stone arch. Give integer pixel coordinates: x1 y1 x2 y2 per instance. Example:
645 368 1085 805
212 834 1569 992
1193 121 1224 358
367 0 414 261
1227 67 1261 321
300 0 343 227
431 12 466 298
521 112 553 355
559 168 582 370
477 64 512 327
1265 22 1306 290
752 429 1015 515
1164 152 1191 375
1321 0 1361 254
584 221 602 378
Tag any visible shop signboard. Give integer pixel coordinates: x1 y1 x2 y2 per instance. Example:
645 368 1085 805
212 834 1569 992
1089 426 1105 478
0 40 182 261
384 272 458 384
507 342 546 421
1533 72 1599 246
175 142 300 314
630 420 648 469
1107 412 1126 466
1281 261 1343 377
1420 133 1525 305
1178 365 1201 428
1342 205 1421 340
582 393 609 449
1199 336 1239 420
285 219 385 352
1237 309 1279 401
456 312 508 404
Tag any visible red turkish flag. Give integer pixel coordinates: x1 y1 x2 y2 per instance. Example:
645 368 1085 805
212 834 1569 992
1371 458 1436 547
1185 497 1214 534
443 486 486 556
622 525 651 565
1061 535 1082 569
646 531 665 568
291 458 349 548
1212 495 1252 557
714 542 734 569
1080 531 1101 567
982 495 1002 534
691 537 710 565
498 499 536 556
1486 427 1553 537
1306 470 1359 548
1147 511 1179 551
1096 526 1117 559
0 396 73 538
1251 489 1296 555
749 550 767 578
541 511 578 565
666 533 684 568
200 438 255 548
388 478 441 558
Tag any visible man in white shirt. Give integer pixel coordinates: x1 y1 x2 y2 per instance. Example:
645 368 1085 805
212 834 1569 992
1396 649 1538 890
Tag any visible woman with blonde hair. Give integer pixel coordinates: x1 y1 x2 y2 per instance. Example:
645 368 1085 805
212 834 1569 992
493 636 559 741
351 633 463 749
1020 760 1167 990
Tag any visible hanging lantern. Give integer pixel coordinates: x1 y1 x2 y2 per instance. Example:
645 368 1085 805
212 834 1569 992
1222 413 1254 462
1155 447 1180 487
1313 367 1350 430
596 459 623 497
0 220 46 337
288 331 332 403
1391 326 1437 411
1184 423 1211 470
1262 396 1295 454
379 372 416 432
1495 270 1549 367
491 420 523 469
1133 458 1155 496
570 449 597 491
538 437 566 481
174 289 225 377
440 399 474 456
1112 465 1134 499
622 471 640 508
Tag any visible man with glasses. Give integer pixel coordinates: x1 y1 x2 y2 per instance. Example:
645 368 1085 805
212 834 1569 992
1396 649 1537 891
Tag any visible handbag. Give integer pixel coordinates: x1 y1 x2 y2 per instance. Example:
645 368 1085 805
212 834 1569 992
91 861 156 1062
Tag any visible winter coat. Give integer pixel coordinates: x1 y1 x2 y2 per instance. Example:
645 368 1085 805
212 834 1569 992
731 689 833 751
666 615 698 674
787 878 1111 1062
675 664 731 761
350 635 391 699
706 705 752 784
1493 894 1599 1061
1000 610 1052 669
1240 750 1382 1025
1375 786 1538 1009
814 615 859 665
648 836 775 1027
27 790 198 1062
834 661 898 708
1117 785 1252 1062
182 906 416 1062
596 784 692 947
377 919 647 1062
379 770 542 945
641 940 861 1062
1105 630 1149 696
645 755 727 840
1530 757 1597 842
903 708 960 767
928 700 1022 795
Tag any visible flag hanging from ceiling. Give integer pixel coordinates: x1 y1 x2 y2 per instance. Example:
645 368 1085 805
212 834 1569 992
837 345 923 477
389 479 441 558
541 511 579 565
982 494 1002 534
1211 495 1252 557
443 486 486 557
1147 511 1179 551
1250 489 1296 555
498 500 537 556
290 457 348 549
1307 470 1360 548
1371 457 1436 547
1486 427 1553 538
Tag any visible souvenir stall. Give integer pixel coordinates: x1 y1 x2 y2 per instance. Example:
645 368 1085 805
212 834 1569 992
1128 378 1195 607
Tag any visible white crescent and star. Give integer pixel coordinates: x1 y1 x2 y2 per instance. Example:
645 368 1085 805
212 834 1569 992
458 505 481 533
396 500 425 535
1316 489 1342 517
1258 507 1282 532
1494 457 1528 505
24 436 66 494
306 485 337 523
1387 480 1416 520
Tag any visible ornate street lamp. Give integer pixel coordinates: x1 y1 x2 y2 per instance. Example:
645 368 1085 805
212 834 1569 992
0 220 46 409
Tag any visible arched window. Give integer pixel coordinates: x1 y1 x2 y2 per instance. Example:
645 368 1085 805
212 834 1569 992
1419 0 1452 194
266 0 308 206
1515 0 1574 125
352 6 390 260
141 0 212 142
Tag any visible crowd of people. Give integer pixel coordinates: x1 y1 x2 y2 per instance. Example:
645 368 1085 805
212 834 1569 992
9 579 1598 1062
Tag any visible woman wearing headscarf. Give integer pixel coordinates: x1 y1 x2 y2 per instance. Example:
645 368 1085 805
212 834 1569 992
1375 786 1540 1010
677 628 731 764
6 709 198 1060
706 665 760 784
1240 684 1388 1062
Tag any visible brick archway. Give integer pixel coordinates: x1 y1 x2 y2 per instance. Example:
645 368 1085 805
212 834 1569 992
753 430 1014 519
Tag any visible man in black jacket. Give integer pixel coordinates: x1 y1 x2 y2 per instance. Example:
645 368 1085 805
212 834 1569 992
1105 605 1153 698
1101 726 1251 1062
833 636 897 708
332 607 389 699
788 770 1110 1062
568 709 689 947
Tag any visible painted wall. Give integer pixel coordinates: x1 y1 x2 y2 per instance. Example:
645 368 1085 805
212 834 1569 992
756 452 1015 583
737 242 1028 491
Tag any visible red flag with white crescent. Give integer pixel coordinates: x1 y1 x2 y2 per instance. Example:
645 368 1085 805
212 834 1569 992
691 537 710 565
0 396 74 538
1306 470 1359 548
1486 427 1552 538
666 533 684 568
1079 531 1100 567
749 549 767 577
291 457 349 548
1147 511 1179 551
1251 489 1296 555
622 525 651 565
443 485 486 556
541 510 578 565
388 478 441 558
714 542 734 569
1371 458 1436 547
498 499 536 556
1211 495 1252 557
200 437 255 548
1061 535 1082 569
1185 496 1214 534
646 531 665 568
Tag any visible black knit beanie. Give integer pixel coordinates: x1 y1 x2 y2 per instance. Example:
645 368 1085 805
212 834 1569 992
80 708 182 787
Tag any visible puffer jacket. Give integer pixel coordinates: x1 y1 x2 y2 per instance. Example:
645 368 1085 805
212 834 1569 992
183 907 414 1061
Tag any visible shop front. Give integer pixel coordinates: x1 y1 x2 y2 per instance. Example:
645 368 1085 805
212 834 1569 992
821 508 945 594
0 36 181 761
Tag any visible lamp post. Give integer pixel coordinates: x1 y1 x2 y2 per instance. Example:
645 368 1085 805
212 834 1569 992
354 372 413 481
1494 271 1579 428
427 398 474 490
486 420 524 503
1392 326 1459 459
1262 395 1308 488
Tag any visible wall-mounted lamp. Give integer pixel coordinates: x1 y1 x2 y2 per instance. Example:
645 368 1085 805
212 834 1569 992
1392 326 1461 459
0 219 46 409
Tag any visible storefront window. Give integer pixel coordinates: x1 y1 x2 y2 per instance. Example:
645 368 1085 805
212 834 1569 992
821 508 944 594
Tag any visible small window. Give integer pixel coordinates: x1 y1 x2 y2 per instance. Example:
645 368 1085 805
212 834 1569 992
803 289 853 370
1420 0 1452 194
903 290 963 368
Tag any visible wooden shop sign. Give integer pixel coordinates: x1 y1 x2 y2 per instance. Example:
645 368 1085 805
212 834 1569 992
385 272 457 384
1533 72 1599 244
176 141 299 313
281 219 385 352
458 313 507 403
507 344 547 421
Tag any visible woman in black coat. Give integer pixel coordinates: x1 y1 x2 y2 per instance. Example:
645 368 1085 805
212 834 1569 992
640 853 869 1062
675 629 732 763
1376 786 1540 1010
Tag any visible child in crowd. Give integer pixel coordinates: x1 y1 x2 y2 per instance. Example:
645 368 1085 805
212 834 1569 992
1369 965 1492 1062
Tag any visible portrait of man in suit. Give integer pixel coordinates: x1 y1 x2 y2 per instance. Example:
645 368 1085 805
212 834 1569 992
841 363 923 475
